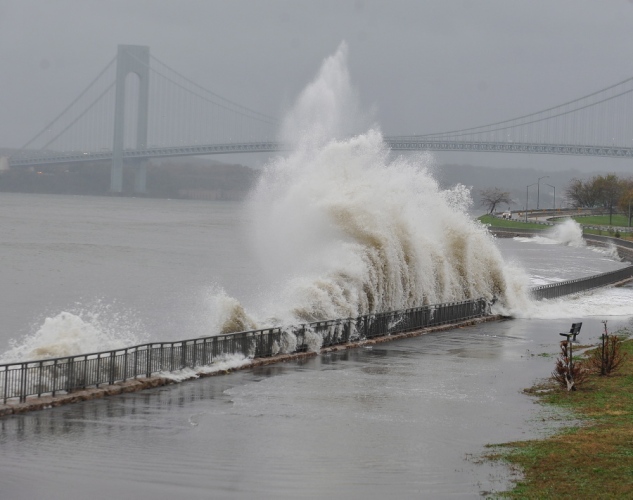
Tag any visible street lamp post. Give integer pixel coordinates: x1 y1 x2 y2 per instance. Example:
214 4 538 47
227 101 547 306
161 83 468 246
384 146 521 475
545 183 556 210
526 182 537 222
537 175 549 210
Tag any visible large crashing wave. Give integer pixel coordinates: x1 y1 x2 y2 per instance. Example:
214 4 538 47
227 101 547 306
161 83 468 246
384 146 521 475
219 42 529 331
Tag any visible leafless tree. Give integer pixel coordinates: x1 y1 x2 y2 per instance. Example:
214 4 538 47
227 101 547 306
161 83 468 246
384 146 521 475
479 187 512 214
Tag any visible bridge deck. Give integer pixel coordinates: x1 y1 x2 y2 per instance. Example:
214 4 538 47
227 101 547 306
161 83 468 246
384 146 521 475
8 139 633 167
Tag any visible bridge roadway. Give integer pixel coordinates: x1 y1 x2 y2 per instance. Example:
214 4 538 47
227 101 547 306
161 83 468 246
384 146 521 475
8 138 633 167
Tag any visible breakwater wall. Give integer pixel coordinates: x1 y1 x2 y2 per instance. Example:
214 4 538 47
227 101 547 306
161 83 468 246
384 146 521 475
531 265 633 300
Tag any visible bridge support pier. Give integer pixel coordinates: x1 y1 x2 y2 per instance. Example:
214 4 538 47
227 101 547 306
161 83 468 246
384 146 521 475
134 159 147 194
111 45 150 194
110 161 123 194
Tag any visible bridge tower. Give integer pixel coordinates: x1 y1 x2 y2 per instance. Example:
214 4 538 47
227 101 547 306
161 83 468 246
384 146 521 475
111 45 150 194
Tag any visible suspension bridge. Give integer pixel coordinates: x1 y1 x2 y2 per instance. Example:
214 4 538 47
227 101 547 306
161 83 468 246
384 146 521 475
6 45 633 193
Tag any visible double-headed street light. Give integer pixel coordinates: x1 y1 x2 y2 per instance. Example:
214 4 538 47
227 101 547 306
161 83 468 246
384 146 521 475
537 175 549 210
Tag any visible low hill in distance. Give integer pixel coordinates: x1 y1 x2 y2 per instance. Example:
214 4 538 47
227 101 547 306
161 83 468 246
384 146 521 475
3 155 629 205
0 157 260 200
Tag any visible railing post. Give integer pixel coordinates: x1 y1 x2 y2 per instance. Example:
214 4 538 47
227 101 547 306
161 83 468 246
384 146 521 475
266 330 272 356
52 359 58 396
96 355 102 387
19 363 27 403
83 356 89 389
109 351 116 385
4 366 9 403
37 361 44 397
67 357 74 393
146 346 152 378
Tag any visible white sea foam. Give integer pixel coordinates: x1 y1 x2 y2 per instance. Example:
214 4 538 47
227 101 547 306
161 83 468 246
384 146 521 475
159 354 252 382
0 302 147 363
516 286 633 320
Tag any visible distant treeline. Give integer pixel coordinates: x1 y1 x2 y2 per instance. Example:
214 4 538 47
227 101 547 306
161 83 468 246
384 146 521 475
0 158 260 199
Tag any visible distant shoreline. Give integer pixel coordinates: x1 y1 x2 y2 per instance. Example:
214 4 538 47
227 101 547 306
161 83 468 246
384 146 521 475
0 157 259 200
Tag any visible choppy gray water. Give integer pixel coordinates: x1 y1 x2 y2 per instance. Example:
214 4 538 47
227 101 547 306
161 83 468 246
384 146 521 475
1 193 632 499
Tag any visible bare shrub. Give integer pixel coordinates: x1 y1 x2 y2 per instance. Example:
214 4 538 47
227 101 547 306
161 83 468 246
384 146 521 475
586 322 627 375
552 341 588 391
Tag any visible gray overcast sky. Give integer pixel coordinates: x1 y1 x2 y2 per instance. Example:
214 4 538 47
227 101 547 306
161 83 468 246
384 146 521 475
2 0 633 171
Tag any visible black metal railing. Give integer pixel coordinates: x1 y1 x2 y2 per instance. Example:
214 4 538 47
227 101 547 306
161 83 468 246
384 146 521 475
531 265 633 300
1 298 488 403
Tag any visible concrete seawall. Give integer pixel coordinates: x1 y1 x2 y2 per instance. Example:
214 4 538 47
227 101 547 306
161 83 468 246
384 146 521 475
0 315 501 417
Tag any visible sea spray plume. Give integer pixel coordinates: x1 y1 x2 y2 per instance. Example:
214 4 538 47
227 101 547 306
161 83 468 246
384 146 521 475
241 42 531 327
544 219 586 247
280 41 368 148
255 135 529 322
544 219 621 260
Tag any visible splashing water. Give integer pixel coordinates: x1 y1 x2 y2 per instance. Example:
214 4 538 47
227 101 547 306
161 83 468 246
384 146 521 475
514 218 621 260
214 42 531 332
0 302 147 363
514 219 585 247
543 219 586 247
514 286 633 320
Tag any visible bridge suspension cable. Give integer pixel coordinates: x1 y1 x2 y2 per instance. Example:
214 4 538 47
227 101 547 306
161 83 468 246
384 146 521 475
406 75 633 148
418 75 633 138
149 55 280 126
21 56 117 150
40 82 115 150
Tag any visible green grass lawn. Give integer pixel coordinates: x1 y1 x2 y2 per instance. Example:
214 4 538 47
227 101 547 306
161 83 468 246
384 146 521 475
477 214 549 230
486 335 633 499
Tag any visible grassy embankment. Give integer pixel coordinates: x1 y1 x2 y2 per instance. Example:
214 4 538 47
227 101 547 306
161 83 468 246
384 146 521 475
486 335 633 498
565 214 631 227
